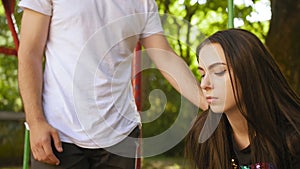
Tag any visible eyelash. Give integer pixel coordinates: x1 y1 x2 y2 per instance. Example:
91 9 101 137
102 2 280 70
201 70 226 78
214 70 226 76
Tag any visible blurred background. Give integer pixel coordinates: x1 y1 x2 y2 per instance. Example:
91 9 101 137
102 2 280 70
0 0 299 168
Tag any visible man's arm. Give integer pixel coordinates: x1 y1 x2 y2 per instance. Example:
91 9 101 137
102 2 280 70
140 33 208 110
18 8 62 165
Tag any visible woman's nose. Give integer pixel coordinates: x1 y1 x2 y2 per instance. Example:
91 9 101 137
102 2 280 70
200 74 212 91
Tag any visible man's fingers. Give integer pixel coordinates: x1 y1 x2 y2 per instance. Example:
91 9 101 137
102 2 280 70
43 143 60 165
30 130 61 165
31 146 41 161
51 130 63 152
31 144 59 165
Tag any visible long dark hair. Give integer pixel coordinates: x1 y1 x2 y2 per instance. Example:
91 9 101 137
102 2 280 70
185 29 300 169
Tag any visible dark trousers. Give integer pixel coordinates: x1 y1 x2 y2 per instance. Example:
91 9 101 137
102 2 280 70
31 127 140 169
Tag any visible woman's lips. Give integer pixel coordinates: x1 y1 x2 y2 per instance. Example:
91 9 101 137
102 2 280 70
206 96 218 103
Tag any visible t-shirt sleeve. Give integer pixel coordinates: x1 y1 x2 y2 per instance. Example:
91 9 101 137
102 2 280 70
140 0 164 38
18 0 52 16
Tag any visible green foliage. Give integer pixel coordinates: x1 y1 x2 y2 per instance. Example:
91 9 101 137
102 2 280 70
0 55 22 112
0 1 22 112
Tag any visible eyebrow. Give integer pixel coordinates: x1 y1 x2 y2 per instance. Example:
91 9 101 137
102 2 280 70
198 62 227 71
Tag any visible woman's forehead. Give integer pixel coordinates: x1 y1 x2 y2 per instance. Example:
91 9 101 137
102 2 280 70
198 43 227 68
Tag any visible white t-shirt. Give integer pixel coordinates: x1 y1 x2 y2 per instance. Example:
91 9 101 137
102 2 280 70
19 0 163 148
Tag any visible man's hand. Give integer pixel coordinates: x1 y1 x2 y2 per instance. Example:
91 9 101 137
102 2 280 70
29 121 63 165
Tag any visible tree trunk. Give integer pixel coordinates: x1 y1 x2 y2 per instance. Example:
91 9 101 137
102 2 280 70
266 0 300 94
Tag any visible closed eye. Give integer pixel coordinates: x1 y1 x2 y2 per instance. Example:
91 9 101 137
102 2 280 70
214 70 226 76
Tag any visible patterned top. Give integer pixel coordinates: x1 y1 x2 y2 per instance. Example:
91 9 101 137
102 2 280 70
232 158 276 169
231 137 276 169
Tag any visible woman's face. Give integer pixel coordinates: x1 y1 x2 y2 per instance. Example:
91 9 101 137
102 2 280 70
198 43 237 114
